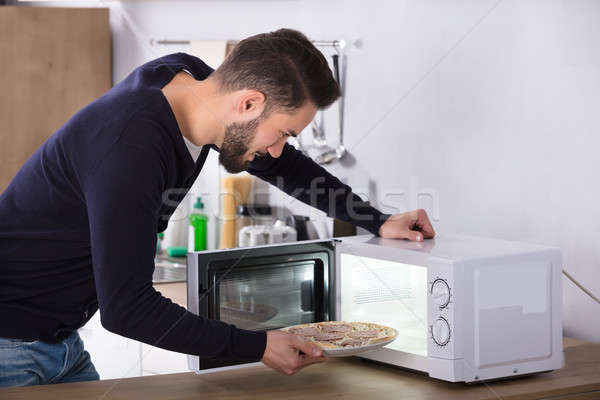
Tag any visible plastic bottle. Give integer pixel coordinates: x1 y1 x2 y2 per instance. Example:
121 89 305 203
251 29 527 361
188 196 208 252
156 232 164 255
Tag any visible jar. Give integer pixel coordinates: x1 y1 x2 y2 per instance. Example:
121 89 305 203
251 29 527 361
235 204 273 246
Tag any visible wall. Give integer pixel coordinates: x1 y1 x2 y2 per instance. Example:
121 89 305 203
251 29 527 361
15 0 600 342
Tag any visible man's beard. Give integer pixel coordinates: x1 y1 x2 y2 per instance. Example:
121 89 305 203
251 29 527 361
219 117 261 173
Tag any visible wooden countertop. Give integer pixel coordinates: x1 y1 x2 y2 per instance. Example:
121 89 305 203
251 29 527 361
1 337 598 400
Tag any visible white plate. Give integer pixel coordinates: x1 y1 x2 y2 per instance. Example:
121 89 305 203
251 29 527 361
282 323 398 358
320 331 397 357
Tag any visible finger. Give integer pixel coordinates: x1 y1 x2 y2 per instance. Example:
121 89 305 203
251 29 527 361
406 229 424 242
417 213 436 238
292 335 323 357
298 354 326 368
414 209 436 238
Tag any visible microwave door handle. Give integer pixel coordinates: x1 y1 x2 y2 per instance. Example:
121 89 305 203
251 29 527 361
300 280 314 312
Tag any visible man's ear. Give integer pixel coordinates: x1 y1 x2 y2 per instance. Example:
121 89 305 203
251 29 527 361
237 90 266 120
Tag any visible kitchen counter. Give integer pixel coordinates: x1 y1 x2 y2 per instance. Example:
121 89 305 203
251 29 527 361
1 338 598 400
154 281 187 307
152 255 186 283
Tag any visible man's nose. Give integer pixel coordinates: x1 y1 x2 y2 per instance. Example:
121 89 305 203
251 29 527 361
267 138 286 158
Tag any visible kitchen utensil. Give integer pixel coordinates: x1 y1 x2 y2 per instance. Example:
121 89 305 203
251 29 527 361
235 204 273 246
288 135 307 155
315 53 346 164
237 222 297 247
333 53 347 159
311 112 328 148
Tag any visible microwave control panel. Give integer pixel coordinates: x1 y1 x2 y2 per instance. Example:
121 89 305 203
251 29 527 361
431 278 451 309
427 257 458 359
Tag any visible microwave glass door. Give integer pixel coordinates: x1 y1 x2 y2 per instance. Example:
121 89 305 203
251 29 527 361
339 253 428 356
212 260 323 331
190 241 333 370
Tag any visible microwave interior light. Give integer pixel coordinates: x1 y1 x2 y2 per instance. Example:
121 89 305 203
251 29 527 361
341 253 428 356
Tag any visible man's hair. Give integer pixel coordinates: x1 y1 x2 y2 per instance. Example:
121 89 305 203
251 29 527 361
213 28 341 113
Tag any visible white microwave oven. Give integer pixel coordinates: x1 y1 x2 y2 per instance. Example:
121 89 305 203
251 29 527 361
187 233 564 382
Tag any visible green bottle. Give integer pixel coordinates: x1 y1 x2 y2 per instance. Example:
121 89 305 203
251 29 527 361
156 232 164 254
189 196 208 251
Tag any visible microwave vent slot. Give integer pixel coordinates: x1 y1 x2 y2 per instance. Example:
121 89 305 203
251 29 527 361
354 287 413 304
353 268 414 304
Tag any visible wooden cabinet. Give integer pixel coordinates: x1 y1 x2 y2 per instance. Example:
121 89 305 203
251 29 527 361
0 6 111 191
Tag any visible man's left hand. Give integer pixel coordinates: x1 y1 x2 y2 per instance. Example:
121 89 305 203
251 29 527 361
378 209 436 242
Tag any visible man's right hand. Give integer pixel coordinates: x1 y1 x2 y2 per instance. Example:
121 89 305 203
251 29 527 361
261 330 325 375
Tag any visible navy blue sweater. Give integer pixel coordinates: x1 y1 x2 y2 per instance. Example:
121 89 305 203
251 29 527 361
0 53 387 360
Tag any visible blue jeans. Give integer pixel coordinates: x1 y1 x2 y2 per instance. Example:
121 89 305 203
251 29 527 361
0 331 99 387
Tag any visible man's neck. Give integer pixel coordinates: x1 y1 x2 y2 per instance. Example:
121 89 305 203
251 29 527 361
162 72 225 148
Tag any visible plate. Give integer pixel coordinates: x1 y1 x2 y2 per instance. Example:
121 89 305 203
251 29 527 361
281 321 398 357
319 334 397 357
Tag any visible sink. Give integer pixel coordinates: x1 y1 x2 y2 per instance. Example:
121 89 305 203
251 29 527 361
153 256 186 283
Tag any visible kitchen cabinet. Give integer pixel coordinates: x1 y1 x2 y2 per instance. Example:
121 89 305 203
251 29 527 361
0 6 111 192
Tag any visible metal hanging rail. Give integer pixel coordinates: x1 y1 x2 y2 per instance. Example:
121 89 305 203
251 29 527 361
150 39 346 53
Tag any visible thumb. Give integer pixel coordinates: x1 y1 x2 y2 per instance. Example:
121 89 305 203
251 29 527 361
405 230 423 242
292 336 323 357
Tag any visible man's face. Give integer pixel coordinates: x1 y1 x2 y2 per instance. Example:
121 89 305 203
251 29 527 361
219 101 317 173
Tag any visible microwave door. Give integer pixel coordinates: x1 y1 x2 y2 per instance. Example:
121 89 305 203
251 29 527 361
334 239 430 371
213 259 324 331
187 240 336 371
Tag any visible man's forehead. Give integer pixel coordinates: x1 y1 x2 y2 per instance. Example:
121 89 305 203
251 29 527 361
267 109 314 134
283 103 317 131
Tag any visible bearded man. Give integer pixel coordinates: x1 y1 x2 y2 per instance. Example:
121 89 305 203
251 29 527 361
0 29 435 386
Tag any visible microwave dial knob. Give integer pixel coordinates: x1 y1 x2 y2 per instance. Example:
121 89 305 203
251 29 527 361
431 278 451 308
431 317 451 346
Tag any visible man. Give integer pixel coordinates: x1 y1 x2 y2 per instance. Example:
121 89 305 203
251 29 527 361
0 29 435 386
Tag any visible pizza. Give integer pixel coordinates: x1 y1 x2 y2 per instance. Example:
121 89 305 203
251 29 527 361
281 321 397 350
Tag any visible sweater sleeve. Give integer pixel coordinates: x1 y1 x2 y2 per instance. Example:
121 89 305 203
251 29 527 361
83 124 266 360
247 143 389 235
